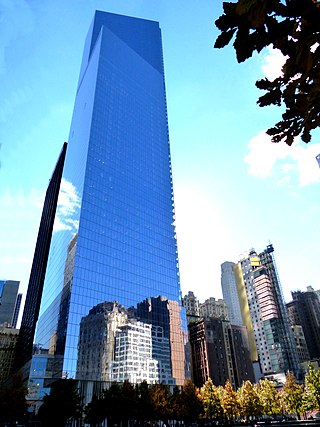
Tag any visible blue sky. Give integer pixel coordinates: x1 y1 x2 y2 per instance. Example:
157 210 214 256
1 0 320 319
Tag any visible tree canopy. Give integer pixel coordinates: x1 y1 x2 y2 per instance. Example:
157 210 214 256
0 374 28 425
214 0 320 146
37 379 82 427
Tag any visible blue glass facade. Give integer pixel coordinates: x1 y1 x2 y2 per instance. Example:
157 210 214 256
33 11 186 386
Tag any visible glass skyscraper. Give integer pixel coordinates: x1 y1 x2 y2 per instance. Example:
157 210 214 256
31 11 186 390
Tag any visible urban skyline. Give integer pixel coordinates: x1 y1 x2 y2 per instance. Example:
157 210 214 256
1 0 320 323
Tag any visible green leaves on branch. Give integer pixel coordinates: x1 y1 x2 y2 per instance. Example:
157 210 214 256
214 0 320 145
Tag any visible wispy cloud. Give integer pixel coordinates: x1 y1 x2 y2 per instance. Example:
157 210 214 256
244 131 320 186
53 178 80 232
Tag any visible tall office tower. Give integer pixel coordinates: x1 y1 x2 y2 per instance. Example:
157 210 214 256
238 245 298 375
0 280 21 327
30 11 186 391
287 290 320 360
221 262 243 326
14 143 67 373
188 318 254 389
199 297 229 320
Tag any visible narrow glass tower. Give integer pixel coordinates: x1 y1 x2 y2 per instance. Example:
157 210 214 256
31 11 186 389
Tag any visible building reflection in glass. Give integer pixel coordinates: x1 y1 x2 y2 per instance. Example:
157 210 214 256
76 297 186 385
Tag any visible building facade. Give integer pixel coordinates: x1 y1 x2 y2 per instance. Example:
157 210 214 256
0 280 21 328
188 317 254 389
199 297 228 320
183 291 200 321
0 325 19 385
30 11 186 390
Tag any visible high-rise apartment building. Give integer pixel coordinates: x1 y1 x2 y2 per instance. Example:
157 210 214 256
221 244 298 377
287 290 320 360
238 245 298 375
29 11 186 392
0 280 21 328
221 262 243 326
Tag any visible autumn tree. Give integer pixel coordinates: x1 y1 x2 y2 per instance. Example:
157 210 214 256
174 379 203 425
238 380 263 421
258 378 282 417
221 380 239 421
281 373 305 419
215 0 320 146
305 364 320 411
150 383 172 422
200 378 224 420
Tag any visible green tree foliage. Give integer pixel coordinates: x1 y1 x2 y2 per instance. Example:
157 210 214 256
0 374 28 425
215 0 320 145
200 378 224 420
305 363 320 411
84 395 106 427
38 379 82 427
103 382 124 427
281 373 305 419
135 381 154 422
258 378 281 416
221 380 239 421
238 380 263 421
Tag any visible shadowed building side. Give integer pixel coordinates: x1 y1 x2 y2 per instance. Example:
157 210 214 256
14 142 67 374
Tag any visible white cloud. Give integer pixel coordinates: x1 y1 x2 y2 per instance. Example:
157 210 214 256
53 178 80 232
261 47 287 81
245 131 320 186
